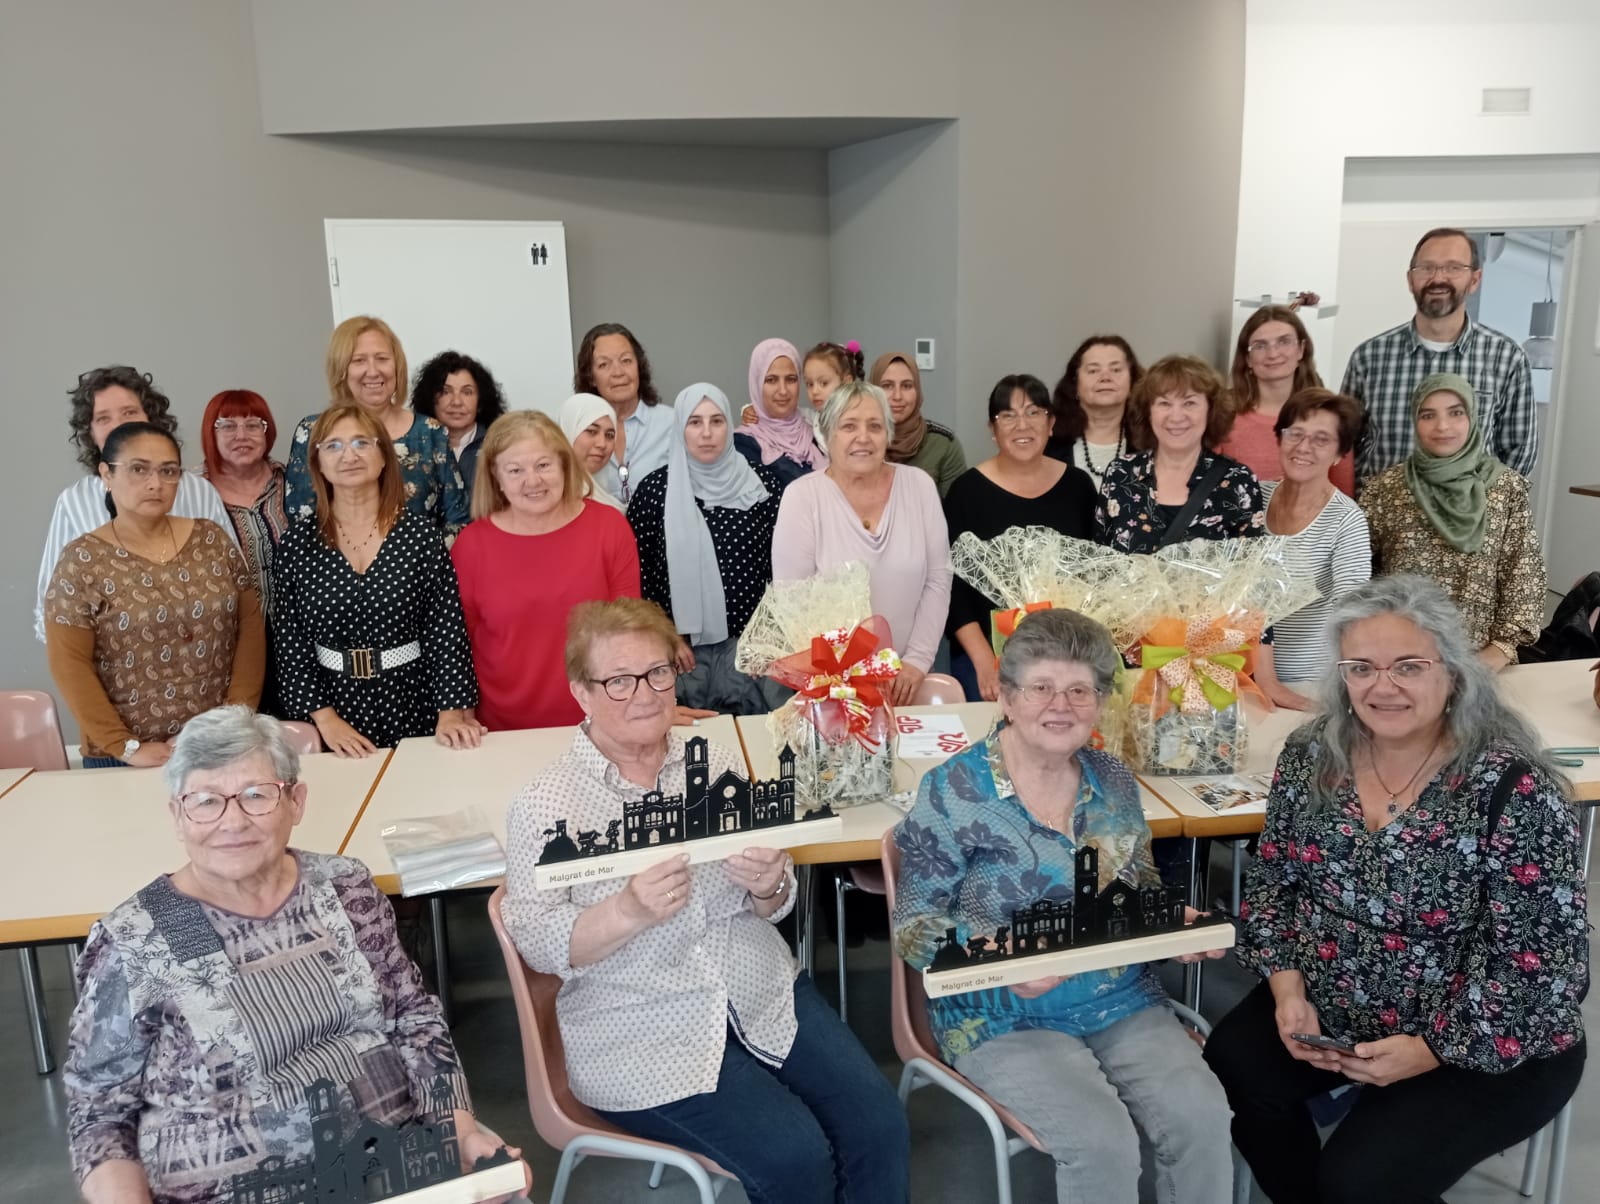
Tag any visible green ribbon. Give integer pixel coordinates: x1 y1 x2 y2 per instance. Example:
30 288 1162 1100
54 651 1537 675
1139 645 1246 712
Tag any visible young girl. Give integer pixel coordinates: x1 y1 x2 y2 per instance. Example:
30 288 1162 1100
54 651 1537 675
741 339 864 424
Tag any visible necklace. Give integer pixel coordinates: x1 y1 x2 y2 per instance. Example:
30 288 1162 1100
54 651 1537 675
1369 734 1445 817
1079 430 1124 482
336 516 380 558
112 516 178 563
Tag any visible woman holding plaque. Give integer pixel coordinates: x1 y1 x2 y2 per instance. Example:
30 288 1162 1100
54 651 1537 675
502 597 910 1204
892 608 1232 1202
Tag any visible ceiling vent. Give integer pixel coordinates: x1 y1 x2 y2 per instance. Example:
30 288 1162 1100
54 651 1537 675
1481 87 1532 116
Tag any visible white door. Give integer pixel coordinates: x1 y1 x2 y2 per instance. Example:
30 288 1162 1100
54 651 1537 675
324 219 574 415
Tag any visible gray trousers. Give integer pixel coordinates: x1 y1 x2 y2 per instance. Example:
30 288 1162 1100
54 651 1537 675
677 636 788 716
953 1002 1235 1204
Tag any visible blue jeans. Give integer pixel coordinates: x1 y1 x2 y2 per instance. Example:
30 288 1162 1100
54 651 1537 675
594 975 910 1204
81 756 129 769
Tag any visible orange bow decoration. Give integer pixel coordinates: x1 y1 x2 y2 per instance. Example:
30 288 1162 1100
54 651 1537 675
771 619 901 750
1133 615 1264 715
990 600 1053 658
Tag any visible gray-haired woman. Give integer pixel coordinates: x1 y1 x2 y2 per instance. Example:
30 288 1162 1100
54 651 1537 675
64 706 528 1204
771 381 952 705
1205 576 1588 1204
892 608 1233 1202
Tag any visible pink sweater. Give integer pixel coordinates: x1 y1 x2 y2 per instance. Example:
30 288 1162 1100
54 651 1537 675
1219 409 1355 497
771 466 952 671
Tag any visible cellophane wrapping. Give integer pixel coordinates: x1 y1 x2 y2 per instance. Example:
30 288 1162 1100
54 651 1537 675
735 563 898 807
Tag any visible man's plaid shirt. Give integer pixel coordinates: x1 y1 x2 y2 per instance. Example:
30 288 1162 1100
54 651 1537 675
1341 314 1536 484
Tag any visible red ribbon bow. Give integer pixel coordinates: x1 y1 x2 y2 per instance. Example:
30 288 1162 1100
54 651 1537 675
770 618 901 750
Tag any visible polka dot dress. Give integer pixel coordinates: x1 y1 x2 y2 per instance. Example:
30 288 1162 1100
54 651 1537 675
627 461 785 639
274 511 478 747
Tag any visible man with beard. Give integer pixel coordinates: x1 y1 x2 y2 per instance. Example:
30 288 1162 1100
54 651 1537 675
1342 227 1535 484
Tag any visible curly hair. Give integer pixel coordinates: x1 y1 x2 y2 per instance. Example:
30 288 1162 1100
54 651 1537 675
67 365 177 471
804 340 866 383
573 322 661 406
1049 335 1144 445
1126 354 1235 452
410 350 508 431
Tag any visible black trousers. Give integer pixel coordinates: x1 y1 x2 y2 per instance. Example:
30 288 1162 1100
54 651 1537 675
1204 981 1585 1204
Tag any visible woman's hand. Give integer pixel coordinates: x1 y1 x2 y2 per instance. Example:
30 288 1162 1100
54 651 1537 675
674 639 697 673
123 740 172 768
1334 1035 1440 1087
741 404 759 426
1477 644 1512 672
454 1116 531 1204
1009 976 1065 999
975 655 1001 702
725 848 790 902
1271 980 1341 1071
615 853 691 931
1174 906 1227 963
674 705 718 726
311 708 377 758
1262 681 1315 711
891 663 926 707
436 708 487 750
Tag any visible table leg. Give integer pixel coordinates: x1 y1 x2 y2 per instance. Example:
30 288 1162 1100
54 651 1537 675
67 942 83 1002
18 947 55 1075
1581 805 1596 879
429 896 452 1025
793 865 817 975
1183 837 1207 1012
1231 840 1244 919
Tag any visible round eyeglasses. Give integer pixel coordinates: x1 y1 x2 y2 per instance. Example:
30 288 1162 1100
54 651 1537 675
590 663 677 701
177 781 291 824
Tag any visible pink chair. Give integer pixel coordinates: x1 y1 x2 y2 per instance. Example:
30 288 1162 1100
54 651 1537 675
912 672 966 706
485 887 734 1204
0 690 68 771
278 720 323 755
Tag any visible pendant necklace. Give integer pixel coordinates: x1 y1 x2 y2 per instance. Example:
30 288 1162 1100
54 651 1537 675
113 516 178 564
1080 431 1124 484
1369 733 1445 817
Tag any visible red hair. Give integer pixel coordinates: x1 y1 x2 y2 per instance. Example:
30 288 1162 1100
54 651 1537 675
200 390 277 477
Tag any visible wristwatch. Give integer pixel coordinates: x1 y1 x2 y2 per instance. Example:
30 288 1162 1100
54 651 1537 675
121 738 141 760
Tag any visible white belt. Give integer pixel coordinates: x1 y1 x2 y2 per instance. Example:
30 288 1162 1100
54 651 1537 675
315 641 422 680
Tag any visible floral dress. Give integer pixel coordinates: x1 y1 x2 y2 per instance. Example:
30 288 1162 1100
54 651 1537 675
1239 726 1588 1072
892 725 1168 1061
283 411 469 537
1093 449 1265 552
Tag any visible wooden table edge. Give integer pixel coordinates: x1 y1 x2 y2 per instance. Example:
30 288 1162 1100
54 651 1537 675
0 911 103 946
334 746 397 855
0 768 34 802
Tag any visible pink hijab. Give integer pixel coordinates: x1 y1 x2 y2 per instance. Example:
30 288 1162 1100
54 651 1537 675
743 338 827 470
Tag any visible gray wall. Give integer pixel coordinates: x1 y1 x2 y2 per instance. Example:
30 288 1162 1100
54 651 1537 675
0 1 829 711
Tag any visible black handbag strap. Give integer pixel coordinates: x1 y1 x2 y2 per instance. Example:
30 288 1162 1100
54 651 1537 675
1477 760 1529 911
1156 456 1232 549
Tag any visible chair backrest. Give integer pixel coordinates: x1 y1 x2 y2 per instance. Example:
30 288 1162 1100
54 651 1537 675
278 720 324 755
913 672 966 707
0 690 69 771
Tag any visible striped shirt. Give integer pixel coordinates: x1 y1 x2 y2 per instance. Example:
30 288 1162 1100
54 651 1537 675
1341 315 1536 483
33 471 236 643
1260 481 1372 684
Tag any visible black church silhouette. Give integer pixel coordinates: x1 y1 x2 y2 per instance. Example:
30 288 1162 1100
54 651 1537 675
229 1075 514 1204
538 737 835 865
927 844 1220 971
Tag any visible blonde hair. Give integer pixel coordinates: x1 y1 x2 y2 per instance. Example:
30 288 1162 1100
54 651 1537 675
307 404 404 547
565 598 680 682
472 410 588 520
325 316 408 409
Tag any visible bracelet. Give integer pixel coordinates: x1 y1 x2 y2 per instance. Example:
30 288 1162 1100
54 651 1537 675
751 871 790 901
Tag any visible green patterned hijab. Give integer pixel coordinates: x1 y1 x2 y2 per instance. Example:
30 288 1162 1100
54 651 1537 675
1403 372 1508 553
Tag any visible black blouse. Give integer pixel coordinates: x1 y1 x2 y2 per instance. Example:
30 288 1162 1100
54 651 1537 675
627 461 787 641
942 464 1098 646
1093 449 1265 553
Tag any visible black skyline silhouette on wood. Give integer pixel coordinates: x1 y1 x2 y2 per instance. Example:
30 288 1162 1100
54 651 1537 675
229 1075 514 1204
928 844 1225 971
538 736 835 866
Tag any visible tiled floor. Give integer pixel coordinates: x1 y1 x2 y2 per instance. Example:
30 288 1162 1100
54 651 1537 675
4 845 1596 1202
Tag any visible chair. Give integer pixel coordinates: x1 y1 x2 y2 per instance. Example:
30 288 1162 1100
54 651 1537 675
1 691 70 1075
278 720 323 755
912 672 966 706
485 887 734 1204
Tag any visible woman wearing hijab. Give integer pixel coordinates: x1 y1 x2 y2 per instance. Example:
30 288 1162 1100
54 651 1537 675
1362 372 1546 669
734 337 828 487
871 350 967 497
559 393 627 512
630 384 786 714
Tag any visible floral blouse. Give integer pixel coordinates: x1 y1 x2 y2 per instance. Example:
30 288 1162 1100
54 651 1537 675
284 410 470 537
892 725 1167 1062
1240 727 1588 1073
1094 449 1265 552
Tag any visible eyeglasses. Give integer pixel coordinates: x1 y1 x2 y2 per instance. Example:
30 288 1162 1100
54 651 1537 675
590 662 677 701
1407 262 1474 280
1012 682 1103 709
214 419 269 435
177 780 291 824
108 462 183 482
1247 333 1300 356
1336 658 1436 687
1280 429 1337 451
317 437 376 456
994 406 1050 427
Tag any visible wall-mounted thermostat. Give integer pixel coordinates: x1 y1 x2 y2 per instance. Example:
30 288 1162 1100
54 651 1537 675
915 338 935 371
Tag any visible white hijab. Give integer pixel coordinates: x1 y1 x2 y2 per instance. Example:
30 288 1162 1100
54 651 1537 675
559 393 625 512
665 383 770 645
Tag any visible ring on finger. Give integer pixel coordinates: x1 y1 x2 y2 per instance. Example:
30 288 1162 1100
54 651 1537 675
666 888 676 902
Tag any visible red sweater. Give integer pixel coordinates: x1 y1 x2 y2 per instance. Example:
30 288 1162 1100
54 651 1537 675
451 502 641 732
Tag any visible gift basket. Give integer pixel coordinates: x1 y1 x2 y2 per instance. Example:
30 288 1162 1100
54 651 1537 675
736 563 902 807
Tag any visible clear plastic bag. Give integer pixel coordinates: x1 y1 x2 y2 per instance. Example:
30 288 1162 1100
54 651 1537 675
380 806 506 897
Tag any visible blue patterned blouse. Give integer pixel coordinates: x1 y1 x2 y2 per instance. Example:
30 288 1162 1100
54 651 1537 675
284 410 470 537
893 725 1167 1061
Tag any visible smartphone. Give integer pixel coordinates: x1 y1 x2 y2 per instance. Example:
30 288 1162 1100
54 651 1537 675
1291 1032 1359 1055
